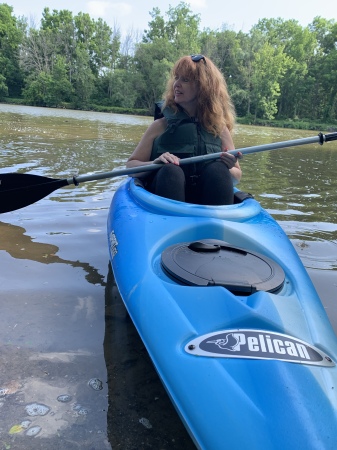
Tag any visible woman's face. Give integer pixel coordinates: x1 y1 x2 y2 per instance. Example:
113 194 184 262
173 73 198 113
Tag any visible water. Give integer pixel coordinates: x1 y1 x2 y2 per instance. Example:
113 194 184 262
0 104 336 449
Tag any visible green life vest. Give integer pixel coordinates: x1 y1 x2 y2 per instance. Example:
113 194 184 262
150 104 222 162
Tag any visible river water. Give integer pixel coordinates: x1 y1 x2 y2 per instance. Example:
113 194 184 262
0 104 336 449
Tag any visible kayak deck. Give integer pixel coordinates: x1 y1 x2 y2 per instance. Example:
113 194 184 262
108 178 337 450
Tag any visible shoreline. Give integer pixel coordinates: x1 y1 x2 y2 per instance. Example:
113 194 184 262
1 100 336 133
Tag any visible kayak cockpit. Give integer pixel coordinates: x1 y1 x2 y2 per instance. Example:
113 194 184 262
130 178 260 221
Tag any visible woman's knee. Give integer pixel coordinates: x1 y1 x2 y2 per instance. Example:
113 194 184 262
157 163 185 181
199 161 233 205
152 164 186 201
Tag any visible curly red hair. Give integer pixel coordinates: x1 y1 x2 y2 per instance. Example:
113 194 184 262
163 55 236 135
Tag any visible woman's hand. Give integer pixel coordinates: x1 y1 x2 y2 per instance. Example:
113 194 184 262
220 150 242 169
153 152 180 165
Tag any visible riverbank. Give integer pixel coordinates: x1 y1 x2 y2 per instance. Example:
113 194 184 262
2 98 337 132
236 115 337 132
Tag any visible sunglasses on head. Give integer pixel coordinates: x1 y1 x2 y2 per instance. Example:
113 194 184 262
191 54 206 63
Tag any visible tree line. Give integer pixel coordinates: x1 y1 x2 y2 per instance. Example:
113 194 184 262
1 2 337 126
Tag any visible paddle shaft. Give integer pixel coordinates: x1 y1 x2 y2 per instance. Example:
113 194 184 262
1 131 337 214
70 132 337 185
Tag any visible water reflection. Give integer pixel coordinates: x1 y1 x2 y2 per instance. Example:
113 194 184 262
0 221 106 286
104 263 196 449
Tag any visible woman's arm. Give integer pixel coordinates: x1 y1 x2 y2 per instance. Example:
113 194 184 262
219 126 242 185
126 118 179 169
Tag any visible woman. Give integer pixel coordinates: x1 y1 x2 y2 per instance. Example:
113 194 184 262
126 54 242 205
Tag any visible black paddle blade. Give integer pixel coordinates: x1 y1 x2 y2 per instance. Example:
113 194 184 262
0 173 70 213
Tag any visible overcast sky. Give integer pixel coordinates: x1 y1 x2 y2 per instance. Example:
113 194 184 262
7 0 337 35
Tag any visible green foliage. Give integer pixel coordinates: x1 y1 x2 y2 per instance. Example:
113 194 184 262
0 73 8 98
134 41 173 109
143 1 201 55
22 72 53 106
250 42 290 119
2 1 337 127
236 115 337 131
22 54 73 106
97 68 140 108
0 3 24 96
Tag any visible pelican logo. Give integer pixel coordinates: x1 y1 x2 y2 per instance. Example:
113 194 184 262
185 329 334 367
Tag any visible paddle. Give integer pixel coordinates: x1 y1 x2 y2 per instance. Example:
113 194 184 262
1 132 337 214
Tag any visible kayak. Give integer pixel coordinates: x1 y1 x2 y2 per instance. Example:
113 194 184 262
107 177 337 450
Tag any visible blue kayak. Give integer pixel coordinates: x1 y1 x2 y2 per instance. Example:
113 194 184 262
107 177 337 450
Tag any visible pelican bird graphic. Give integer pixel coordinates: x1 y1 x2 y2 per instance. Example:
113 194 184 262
207 333 240 351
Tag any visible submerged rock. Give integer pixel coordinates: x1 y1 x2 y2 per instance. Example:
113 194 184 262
57 394 72 403
26 425 42 436
88 378 103 391
25 403 50 416
139 417 152 429
72 403 89 416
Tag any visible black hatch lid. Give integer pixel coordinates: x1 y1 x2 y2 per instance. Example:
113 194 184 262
161 239 285 294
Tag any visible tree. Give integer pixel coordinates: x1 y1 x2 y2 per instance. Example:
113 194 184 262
232 30 267 117
22 71 53 106
143 7 166 42
92 18 113 74
72 45 96 108
164 2 200 56
0 3 24 97
22 55 72 106
143 2 201 57
50 54 73 104
20 27 54 74
134 41 173 109
250 41 290 119
200 28 248 116
252 18 317 119
308 18 337 120
40 8 76 83
0 73 8 98
25 8 104 107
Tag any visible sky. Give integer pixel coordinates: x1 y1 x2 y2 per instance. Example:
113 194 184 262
6 0 337 35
